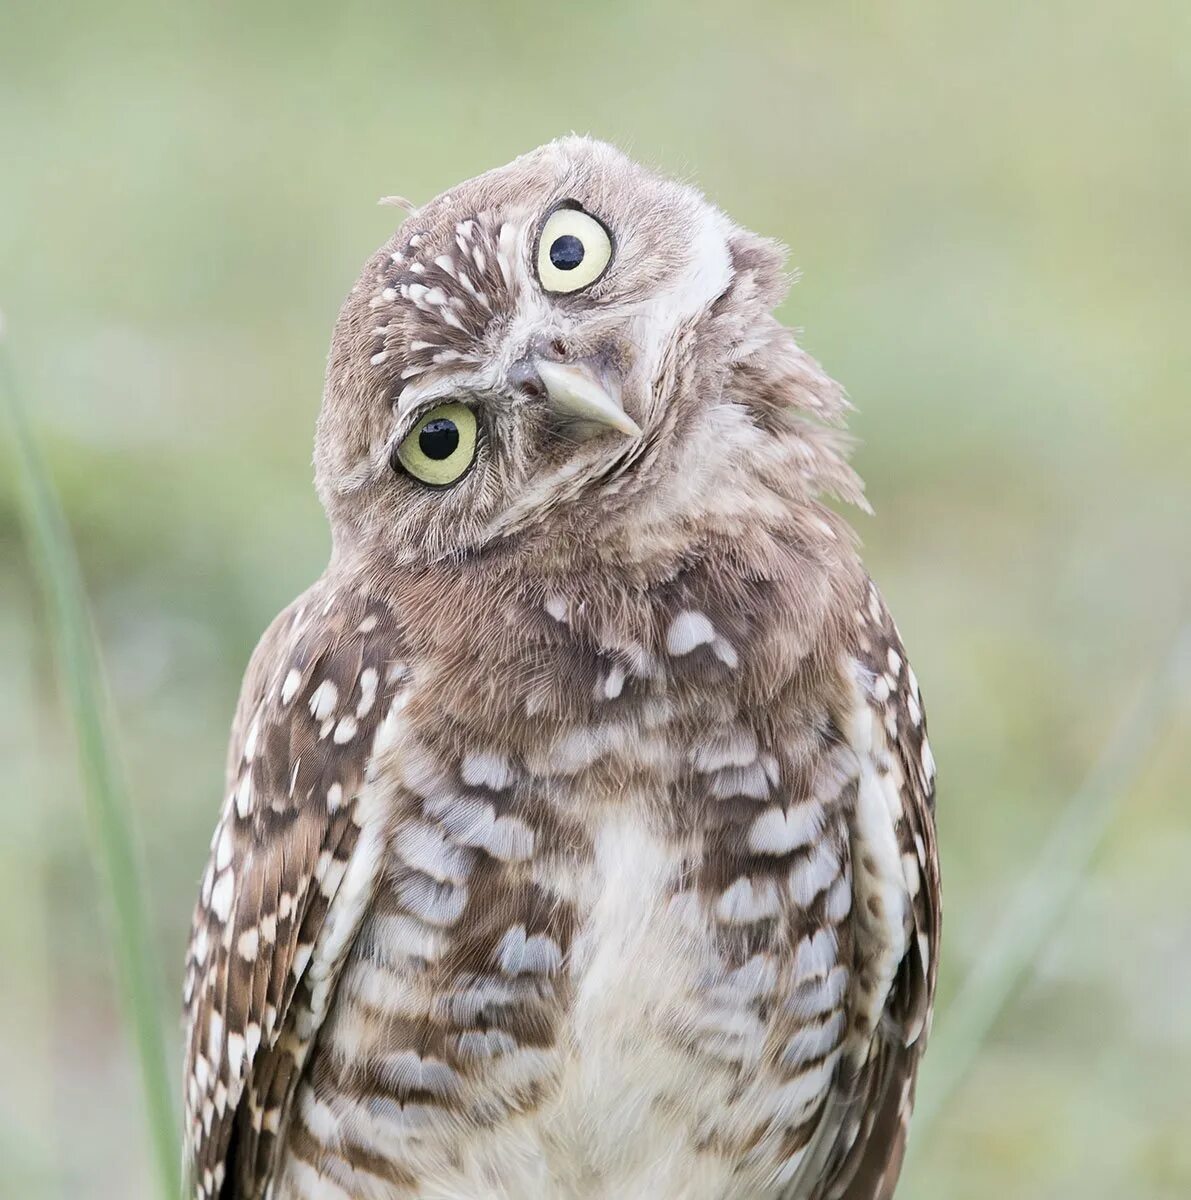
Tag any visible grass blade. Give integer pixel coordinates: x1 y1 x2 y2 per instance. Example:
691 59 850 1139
910 622 1191 1156
0 319 181 1199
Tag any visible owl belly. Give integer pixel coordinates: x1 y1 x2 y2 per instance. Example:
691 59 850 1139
275 686 852 1199
533 812 746 1200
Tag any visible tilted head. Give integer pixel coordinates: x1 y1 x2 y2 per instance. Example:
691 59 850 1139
316 137 865 571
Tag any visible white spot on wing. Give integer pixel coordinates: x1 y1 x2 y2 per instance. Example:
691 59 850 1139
356 668 378 718
309 681 338 721
280 668 301 705
210 869 234 922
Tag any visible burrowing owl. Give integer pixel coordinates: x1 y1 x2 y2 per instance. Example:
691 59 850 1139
183 137 939 1200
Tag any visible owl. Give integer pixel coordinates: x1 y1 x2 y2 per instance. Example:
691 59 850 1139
182 137 939 1200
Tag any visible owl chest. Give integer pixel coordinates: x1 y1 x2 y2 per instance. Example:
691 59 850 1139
544 810 754 1196
314 613 846 1196
354 798 764 1198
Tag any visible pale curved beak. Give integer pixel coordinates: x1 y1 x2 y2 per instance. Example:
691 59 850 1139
534 359 642 439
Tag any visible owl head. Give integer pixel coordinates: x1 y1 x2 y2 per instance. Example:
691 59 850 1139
316 137 864 569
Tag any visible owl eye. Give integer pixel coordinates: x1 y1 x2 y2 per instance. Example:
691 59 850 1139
536 205 614 294
394 402 478 487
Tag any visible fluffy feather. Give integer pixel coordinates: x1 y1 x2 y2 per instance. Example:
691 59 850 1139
183 136 939 1200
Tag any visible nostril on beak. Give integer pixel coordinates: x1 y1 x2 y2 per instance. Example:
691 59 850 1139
508 357 546 400
507 341 640 438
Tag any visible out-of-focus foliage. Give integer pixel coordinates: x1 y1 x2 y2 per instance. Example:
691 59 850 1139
1 2 1188 1197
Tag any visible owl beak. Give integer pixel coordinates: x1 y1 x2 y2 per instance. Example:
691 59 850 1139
533 359 643 439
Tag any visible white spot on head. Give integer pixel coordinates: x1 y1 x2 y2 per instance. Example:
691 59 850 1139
544 594 568 623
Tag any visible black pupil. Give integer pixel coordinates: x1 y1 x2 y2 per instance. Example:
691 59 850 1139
418 418 459 460
549 234 585 271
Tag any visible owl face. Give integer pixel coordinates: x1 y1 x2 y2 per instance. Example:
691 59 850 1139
316 137 789 565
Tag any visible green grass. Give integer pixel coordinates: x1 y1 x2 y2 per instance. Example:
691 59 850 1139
1 328 180 1200
911 625 1191 1153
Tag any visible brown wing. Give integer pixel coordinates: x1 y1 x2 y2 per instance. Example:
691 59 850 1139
182 582 408 1199
814 579 940 1200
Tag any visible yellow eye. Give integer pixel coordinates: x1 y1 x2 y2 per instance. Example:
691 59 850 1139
394 402 477 486
536 205 614 294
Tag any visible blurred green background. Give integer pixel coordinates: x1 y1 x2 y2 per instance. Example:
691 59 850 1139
3 1 1190 1197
